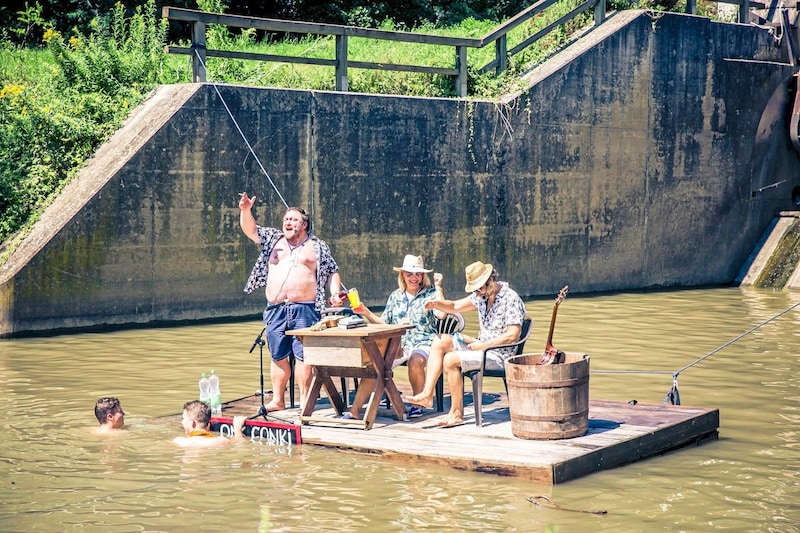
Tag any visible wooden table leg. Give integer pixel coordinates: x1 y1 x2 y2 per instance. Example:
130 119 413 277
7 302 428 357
300 372 325 421
321 376 346 414
361 377 386 430
361 337 407 426
382 336 407 420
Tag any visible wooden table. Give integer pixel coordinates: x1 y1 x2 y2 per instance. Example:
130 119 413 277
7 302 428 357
288 323 414 430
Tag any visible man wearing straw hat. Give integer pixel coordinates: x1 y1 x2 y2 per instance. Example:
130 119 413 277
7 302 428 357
408 261 526 427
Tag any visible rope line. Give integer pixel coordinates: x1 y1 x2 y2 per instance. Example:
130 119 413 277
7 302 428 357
193 48 289 209
190 49 348 298
591 299 800 378
674 298 800 376
592 369 673 375
590 299 800 404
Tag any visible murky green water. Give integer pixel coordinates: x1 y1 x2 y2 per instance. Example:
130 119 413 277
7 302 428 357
2 286 800 531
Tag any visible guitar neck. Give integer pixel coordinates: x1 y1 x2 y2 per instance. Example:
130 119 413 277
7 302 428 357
546 304 559 346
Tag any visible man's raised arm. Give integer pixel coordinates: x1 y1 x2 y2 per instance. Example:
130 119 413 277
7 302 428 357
239 193 260 244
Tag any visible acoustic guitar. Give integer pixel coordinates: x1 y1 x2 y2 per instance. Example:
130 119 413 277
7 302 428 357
537 285 569 365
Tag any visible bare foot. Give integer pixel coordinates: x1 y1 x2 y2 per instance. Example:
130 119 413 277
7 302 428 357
264 401 285 412
406 394 434 409
437 416 464 428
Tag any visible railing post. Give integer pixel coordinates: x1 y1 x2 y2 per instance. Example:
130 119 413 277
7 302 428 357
335 34 348 92
594 0 606 25
782 6 798 66
191 21 207 83
684 0 696 15
455 45 468 97
495 35 508 76
739 0 750 23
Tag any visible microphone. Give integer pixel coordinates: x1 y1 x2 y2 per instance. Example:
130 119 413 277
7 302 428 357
250 328 266 353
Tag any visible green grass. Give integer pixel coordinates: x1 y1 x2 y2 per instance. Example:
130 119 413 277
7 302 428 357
178 6 593 98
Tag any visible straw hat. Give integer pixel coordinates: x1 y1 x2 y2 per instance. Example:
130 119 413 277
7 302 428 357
392 254 433 273
464 261 493 292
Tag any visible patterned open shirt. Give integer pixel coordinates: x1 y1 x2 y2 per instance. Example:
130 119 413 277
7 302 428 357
468 281 526 358
243 226 339 312
380 285 439 353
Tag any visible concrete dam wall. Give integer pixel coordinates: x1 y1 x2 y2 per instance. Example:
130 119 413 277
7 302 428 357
2 10 799 336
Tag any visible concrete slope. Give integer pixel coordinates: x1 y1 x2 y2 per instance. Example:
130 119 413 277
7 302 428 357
0 84 201 334
1 84 201 284
738 211 800 288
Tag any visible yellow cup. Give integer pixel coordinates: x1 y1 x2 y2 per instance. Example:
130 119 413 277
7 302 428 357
347 288 360 308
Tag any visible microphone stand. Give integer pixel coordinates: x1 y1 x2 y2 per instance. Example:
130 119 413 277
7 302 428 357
249 327 293 424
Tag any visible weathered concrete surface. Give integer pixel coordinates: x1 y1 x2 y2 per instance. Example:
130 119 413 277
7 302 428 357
738 211 800 288
2 11 799 336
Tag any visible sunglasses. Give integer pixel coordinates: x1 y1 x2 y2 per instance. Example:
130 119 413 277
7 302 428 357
403 272 423 277
474 280 490 294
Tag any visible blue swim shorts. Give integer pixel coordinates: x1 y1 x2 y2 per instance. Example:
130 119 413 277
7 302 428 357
263 302 319 362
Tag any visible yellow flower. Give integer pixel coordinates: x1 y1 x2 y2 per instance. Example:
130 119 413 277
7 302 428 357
0 84 24 99
42 28 61 44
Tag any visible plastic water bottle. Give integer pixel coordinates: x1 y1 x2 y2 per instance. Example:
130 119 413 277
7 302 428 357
199 373 211 406
208 369 221 415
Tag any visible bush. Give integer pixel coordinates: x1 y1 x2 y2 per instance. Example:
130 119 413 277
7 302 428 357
0 0 168 246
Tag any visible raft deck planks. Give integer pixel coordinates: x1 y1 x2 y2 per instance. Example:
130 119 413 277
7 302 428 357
214 390 719 484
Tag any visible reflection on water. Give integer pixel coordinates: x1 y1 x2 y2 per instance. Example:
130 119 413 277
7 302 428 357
2 287 800 531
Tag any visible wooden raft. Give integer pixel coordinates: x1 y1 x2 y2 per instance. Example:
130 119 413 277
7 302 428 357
213 390 719 484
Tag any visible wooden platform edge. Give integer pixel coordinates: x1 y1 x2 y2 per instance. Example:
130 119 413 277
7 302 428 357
301 437 559 484
553 407 720 483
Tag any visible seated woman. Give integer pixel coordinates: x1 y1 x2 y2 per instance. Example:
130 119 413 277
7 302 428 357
344 254 445 419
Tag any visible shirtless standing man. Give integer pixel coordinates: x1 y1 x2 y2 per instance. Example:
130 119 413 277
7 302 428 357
239 193 342 411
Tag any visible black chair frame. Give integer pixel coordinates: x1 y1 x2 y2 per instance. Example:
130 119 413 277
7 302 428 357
462 317 533 427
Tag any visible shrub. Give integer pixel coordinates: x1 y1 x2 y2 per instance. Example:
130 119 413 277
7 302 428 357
0 1 171 248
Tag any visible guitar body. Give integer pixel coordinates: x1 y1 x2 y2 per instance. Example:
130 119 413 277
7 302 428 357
537 285 569 365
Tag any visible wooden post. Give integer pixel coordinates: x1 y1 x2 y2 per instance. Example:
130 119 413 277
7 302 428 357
495 35 507 76
191 21 207 83
739 0 750 23
783 6 798 67
335 34 348 92
455 45 468 97
594 0 606 25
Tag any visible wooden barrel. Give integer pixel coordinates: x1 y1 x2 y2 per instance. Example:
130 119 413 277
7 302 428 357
505 352 590 440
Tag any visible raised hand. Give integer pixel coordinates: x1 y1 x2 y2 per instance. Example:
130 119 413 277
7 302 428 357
238 192 256 210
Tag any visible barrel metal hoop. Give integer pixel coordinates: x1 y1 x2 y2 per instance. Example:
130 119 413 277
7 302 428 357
507 375 589 389
514 428 586 439
510 409 588 422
